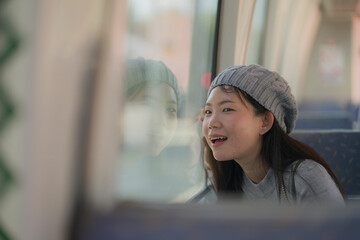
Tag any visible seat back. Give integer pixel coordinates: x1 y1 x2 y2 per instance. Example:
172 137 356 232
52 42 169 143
295 111 353 130
291 130 360 196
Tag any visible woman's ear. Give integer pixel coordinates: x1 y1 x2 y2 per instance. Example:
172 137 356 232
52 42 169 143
200 109 205 122
259 112 274 135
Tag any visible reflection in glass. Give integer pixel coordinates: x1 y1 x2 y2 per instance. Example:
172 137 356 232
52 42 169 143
115 0 218 203
124 58 180 157
117 58 203 202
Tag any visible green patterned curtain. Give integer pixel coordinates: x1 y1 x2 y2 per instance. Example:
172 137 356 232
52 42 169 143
0 0 20 239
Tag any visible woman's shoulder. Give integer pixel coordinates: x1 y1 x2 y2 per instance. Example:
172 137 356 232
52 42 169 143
188 184 218 204
287 159 345 205
287 159 331 184
288 159 325 173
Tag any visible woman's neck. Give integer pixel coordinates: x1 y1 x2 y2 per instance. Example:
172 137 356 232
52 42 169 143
234 156 269 184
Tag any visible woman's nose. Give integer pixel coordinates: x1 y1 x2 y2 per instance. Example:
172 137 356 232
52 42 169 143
152 109 175 130
208 114 221 129
152 111 167 127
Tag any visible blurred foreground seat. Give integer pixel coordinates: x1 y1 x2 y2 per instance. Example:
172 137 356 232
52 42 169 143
78 202 360 240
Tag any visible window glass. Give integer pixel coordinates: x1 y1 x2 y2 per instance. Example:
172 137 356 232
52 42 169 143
246 0 267 65
116 0 219 202
247 0 360 130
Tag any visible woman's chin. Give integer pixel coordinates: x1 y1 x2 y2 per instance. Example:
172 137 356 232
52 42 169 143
213 153 232 161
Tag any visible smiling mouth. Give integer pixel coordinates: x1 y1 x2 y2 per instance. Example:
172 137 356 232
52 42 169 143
209 136 228 144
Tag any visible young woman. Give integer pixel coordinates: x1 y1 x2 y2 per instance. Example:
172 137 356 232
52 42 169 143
198 64 346 205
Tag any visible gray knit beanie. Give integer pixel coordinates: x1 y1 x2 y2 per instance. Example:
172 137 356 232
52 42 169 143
126 57 180 104
209 64 297 133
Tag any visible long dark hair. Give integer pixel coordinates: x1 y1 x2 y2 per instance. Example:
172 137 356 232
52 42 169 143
205 85 346 199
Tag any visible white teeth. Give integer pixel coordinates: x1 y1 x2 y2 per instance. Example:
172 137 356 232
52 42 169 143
209 136 227 141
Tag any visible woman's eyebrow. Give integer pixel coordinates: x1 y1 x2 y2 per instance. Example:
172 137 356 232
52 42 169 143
205 100 235 107
167 100 177 105
218 100 235 106
144 95 177 104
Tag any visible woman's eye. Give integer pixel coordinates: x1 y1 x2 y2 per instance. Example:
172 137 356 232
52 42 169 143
167 107 177 113
204 110 212 115
223 108 233 112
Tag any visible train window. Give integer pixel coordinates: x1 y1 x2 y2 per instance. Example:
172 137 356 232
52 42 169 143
246 0 267 65
115 0 219 202
244 0 360 131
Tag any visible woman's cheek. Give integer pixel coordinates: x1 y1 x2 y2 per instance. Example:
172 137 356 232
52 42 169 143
202 119 208 136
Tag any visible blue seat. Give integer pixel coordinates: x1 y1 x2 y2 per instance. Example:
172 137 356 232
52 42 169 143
295 111 353 130
291 130 360 196
346 102 360 122
298 101 344 111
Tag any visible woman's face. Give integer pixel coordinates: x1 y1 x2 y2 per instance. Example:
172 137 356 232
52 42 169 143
202 86 264 163
124 83 178 156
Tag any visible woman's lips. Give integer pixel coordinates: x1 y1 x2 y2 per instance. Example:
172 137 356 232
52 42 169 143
208 135 228 147
211 138 227 147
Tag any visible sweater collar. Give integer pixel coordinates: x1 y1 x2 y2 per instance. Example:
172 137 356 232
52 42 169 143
242 168 276 197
